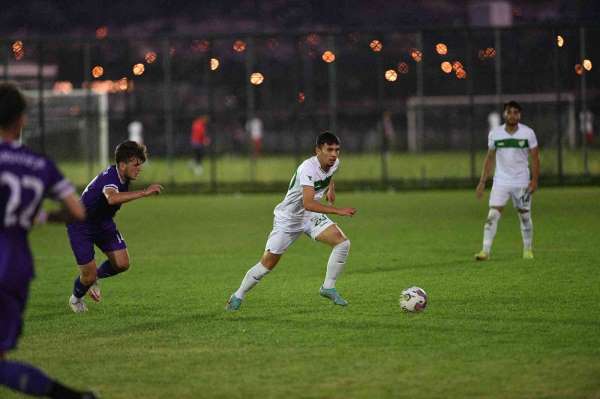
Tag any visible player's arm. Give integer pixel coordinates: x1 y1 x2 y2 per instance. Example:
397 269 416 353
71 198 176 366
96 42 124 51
302 186 356 216
476 149 495 199
325 179 336 205
529 147 540 193
104 184 163 206
37 193 86 224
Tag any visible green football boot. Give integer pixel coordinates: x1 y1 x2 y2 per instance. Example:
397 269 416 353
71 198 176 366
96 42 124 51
523 249 534 260
474 250 490 261
319 287 348 306
225 294 243 311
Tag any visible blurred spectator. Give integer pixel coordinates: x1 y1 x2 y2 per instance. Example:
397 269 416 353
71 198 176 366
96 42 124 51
190 115 210 175
128 120 144 144
246 116 263 157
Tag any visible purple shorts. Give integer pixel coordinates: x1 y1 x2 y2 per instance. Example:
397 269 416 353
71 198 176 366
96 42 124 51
0 288 27 352
67 220 127 265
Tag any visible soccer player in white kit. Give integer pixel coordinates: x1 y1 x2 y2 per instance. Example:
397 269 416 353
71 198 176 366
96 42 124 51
475 101 540 260
226 132 357 310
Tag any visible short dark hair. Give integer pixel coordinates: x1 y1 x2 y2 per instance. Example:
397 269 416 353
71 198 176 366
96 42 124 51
115 140 148 164
504 100 522 112
316 131 340 147
0 82 27 130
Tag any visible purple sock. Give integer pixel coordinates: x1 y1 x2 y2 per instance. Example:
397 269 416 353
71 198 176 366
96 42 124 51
0 360 52 396
96 260 121 279
73 276 91 298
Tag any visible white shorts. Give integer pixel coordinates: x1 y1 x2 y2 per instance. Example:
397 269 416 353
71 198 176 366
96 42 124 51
265 212 336 255
489 184 532 211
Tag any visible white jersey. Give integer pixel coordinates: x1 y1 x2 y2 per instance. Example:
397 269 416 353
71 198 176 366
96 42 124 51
273 156 339 231
488 123 538 186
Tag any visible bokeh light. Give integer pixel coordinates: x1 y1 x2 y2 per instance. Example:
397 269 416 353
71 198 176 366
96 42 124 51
191 40 210 53
385 69 398 82
456 69 467 79
12 40 24 60
574 64 584 75
91 65 104 78
132 63 145 76
441 61 453 74
583 59 592 71
117 77 128 91
397 62 409 74
410 49 423 62
233 40 246 52
322 50 336 63
145 51 157 64
435 43 448 55
53 81 73 94
250 72 264 85
298 92 305 103
210 58 220 71
452 60 463 71
370 40 383 52
95 26 108 39
484 47 496 58
557 35 565 48
306 33 320 46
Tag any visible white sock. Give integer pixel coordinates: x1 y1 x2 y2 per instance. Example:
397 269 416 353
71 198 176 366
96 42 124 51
482 209 501 254
519 211 533 251
322 240 351 289
234 262 270 299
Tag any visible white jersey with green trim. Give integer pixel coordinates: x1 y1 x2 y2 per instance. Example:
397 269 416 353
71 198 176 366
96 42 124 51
488 123 538 186
273 156 339 231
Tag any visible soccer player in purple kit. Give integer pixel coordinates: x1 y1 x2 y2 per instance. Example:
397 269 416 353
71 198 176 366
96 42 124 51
1 83 98 398
67 140 163 312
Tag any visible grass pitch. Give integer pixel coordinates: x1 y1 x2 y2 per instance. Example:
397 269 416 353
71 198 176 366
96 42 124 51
4 187 600 398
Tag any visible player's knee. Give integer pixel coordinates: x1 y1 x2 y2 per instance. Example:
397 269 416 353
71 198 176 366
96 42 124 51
335 239 350 254
486 208 501 225
518 211 531 225
114 261 130 272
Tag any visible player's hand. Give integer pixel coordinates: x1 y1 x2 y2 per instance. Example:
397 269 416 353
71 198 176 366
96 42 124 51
326 189 336 205
528 179 538 194
144 184 164 196
476 181 486 199
34 210 48 225
336 207 357 217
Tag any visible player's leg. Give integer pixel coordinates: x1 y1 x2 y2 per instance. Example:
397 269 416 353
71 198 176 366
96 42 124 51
89 228 129 302
1 291 97 398
476 185 508 260
512 187 534 259
70 260 96 312
67 225 96 312
226 229 298 311
309 215 350 306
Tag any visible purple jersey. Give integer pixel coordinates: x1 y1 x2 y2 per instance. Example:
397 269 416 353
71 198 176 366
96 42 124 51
0 141 74 296
80 165 129 221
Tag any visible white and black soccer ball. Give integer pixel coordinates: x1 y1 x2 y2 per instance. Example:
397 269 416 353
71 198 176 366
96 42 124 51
399 286 428 312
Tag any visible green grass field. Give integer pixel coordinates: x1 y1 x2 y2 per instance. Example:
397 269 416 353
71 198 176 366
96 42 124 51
57 149 600 186
4 188 600 398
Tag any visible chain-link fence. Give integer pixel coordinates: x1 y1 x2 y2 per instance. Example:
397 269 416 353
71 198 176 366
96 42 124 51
2 25 599 191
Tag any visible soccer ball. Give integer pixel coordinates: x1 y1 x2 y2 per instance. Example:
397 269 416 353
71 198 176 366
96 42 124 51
399 286 428 312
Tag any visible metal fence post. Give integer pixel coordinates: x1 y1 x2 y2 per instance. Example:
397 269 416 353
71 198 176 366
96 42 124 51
208 39 217 192
553 28 564 183
37 40 46 154
467 28 476 182
375 40 388 185
579 26 589 176
328 35 337 134
162 38 174 185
